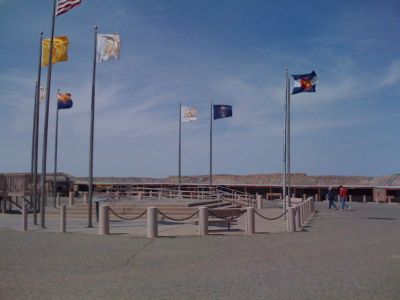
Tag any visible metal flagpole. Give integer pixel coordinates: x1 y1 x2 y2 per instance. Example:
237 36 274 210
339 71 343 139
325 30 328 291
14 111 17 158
287 69 292 208
40 0 57 228
53 89 60 208
88 25 98 228
178 102 182 191
31 81 38 213
209 100 213 192
33 32 43 225
283 67 288 217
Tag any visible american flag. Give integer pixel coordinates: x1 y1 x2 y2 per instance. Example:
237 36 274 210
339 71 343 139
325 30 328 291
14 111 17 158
56 0 82 16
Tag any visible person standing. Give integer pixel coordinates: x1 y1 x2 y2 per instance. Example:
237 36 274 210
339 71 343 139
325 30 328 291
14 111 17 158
339 185 350 210
326 187 337 209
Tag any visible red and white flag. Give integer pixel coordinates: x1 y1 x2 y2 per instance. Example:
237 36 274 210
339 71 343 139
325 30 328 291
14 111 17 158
56 0 82 16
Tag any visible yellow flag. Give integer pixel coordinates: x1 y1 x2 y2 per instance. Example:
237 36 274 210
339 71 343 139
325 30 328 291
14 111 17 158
42 36 69 67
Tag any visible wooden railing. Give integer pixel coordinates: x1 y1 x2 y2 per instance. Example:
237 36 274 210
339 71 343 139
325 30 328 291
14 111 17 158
91 185 256 207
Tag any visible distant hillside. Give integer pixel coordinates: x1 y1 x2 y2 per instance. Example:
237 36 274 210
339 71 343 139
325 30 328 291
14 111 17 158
70 173 400 187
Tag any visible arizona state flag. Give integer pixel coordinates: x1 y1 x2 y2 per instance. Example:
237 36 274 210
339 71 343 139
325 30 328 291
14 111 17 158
42 36 69 67
57 92 73 109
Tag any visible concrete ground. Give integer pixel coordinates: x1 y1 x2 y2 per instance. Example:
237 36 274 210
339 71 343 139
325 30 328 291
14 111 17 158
0 202 399 299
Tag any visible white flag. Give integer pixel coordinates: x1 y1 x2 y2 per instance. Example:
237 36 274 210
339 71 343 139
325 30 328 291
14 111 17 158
181 105 198 122
39 87 47 103
96 33 121 63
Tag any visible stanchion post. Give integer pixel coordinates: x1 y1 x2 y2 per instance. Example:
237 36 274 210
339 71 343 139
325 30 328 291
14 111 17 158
147 207 158 238
363 195 366 203
287 206 296 232
69 191 74 207
256 195 263 209
295 205 301 231
99 204 110 235
95 201 99 222
60 204 66 233
22 203 28 231
246 207 255 234
306 202 309 221
56 192 60 207
199 206 208 236
83 191 88 204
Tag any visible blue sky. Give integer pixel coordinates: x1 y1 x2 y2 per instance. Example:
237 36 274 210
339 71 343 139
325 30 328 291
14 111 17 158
1 0 400 177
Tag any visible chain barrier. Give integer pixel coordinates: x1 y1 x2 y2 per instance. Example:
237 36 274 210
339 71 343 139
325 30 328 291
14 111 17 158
109 207 147 221
208 209 246 221
156 209 199 222
254 209 287 221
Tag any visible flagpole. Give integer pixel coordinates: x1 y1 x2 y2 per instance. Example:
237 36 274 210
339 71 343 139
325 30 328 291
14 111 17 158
33 32 43 225
31 81 38 214
287 70 291 208
88 25 98 228
53 89 60 208
178 102 182 191
209 100 213 192
283 67 288 217
40 0 57 228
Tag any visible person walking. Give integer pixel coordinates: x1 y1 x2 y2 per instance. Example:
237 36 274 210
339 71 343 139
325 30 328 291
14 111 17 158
339 185 350 210
326 187 337 209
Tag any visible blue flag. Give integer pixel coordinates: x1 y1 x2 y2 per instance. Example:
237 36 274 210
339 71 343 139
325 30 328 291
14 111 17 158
57 92 73 109
213 105 232 120
291 71 317 95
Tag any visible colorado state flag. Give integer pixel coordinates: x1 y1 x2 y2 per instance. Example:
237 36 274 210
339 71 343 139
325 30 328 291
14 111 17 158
291 71 317 95
57 92 73 109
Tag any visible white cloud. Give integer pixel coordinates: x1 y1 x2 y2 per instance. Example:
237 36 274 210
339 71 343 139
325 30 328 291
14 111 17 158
379 60 400 87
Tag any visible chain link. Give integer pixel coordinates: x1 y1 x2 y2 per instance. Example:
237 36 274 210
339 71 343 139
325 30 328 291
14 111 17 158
109 207 147 221
254 209 287 221
157 209 199 222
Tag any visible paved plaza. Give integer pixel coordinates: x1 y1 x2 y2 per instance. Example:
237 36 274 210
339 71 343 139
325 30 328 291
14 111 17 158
0 202 399 299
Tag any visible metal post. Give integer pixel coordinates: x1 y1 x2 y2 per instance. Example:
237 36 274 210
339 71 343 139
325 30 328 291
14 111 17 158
40 0 57 228
178 102 182 191
88 26 98 228
287 69 291 208
283 67 288 218
33 32 43 225
53 95 59 208
30 82 38 217
209 101 213 190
